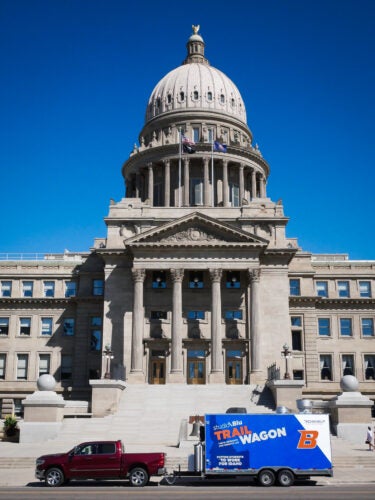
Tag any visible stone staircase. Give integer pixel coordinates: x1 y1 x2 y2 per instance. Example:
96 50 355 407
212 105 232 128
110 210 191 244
46 384 274 446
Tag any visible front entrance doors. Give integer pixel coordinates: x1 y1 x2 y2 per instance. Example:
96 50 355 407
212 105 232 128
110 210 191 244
150 354 166 384
226 350 243 384
187 350 206 384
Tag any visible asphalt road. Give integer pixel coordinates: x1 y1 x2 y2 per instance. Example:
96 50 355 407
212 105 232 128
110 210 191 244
0 482 374 500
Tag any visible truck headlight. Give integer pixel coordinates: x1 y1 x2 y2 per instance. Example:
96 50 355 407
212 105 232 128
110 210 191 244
36 459 45 466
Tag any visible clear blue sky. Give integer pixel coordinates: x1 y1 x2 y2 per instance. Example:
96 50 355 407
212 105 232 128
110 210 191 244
1 0 374 259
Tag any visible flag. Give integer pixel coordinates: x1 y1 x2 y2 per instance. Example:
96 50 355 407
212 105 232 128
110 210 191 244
214 141 227 153
182 134 196 154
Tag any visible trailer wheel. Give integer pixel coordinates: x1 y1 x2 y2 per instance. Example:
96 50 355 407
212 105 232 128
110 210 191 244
258 469 275 487
45 467 65 487
129 467 149 487
164 473 177 485
277 469 294 487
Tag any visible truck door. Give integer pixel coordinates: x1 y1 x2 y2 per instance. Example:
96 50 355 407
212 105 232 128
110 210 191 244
69 442 121 478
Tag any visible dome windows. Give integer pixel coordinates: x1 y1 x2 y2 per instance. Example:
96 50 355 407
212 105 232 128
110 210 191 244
231 98 235 107
207 91 212 101
193 90 199 100
167 94 172 104
156 97 161 108
180 91 185 101
220 94 225 104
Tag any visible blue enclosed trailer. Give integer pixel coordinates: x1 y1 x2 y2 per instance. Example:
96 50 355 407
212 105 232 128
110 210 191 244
165 413 332 487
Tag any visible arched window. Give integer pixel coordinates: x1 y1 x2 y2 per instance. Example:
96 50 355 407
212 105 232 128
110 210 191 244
207 91 212 101
180 91 185 101
220 94 225 103
167 94 172 104
193 90 199 100
157 98 161 108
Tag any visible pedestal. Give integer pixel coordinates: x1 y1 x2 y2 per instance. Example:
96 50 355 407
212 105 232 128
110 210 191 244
266 380 305 411
90 379 126 417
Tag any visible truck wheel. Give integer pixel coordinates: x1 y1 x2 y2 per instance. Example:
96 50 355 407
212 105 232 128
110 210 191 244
164 473 177 485
277 469 294 487
258 469 275 487
45 467 65 487
129 467 149 487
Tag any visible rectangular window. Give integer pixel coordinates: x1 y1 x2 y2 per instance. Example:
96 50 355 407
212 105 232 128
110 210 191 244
187 311 205 320
43 281 55 297
63 318 75 336
340 318 352 337
92 279 104 296
291 316 302 327
316 281 328 297
61 354 72 380
208 128 213 143
1 281 12 297
189 271 203 289
293 370 304 380
338 281 350 298
90 317 102 351
22 281 33 297
14 398 24 418
65 281 77 297
39 354 51 376
359 281 371 298
226 271 240 289
224 310 243 320
0 318 9 336
193 127 200 143
153 181 163 207
41 318 53 336
364 355 375 380
292 331 302 351
17 354 28 380
152 271 166 289
342 354 355 376
318 318 331 337
289 279 300 296
320 354 332 381
0 354 6 379
150 311 167 320
19 318 31 336
361 318 374 337
229 183 239 207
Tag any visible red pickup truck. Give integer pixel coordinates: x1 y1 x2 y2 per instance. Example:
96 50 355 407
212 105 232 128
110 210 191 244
35 440 166 487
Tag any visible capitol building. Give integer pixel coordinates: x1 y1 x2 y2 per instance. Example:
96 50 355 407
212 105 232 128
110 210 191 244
1 27 374 419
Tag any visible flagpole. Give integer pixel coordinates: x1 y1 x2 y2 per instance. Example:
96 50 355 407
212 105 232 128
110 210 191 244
178 127 182 208
211 137 214 207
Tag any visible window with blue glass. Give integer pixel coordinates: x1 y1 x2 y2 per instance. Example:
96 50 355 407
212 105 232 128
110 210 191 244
152 271 166 289
189 271 203 289
92 279 104 296
65 281 77 297
226 271 240 289
318 318 331 336
316 281 328 297
187 311 205 320
361 318 374 337
225 310 243 320
359 281 371 298
90 316 102 350
338 281 350 298
289 279 300 296
291 316 302 327
340 318 352 336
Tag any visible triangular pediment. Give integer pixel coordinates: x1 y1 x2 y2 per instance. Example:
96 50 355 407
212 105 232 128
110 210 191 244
125 212 268 248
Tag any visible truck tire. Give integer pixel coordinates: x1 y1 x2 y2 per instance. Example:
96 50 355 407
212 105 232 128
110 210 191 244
257 469 275 487
277 469 294 487
45 467 65 487
129 467 149 487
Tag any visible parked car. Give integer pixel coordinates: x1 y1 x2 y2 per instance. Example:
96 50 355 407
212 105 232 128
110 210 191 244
35 440 166 487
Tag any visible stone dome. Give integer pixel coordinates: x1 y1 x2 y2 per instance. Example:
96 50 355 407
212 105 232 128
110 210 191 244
145 28 247 126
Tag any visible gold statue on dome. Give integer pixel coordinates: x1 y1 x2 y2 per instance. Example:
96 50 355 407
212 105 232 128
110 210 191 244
192 25 200 34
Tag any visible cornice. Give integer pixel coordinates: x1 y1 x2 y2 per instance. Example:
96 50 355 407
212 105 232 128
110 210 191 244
289 296 375 306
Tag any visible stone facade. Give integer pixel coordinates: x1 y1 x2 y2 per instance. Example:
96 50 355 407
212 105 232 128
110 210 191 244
0 28 374 416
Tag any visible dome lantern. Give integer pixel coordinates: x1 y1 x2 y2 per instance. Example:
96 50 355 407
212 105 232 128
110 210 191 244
183 25 209 66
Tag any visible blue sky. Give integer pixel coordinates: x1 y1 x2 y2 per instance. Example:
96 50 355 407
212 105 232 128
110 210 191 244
1 0 374 259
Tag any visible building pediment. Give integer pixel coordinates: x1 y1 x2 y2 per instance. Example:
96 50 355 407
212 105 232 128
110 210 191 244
124 212 268 248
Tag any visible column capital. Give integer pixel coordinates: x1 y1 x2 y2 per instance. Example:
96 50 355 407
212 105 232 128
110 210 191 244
221 158 228 167
209 268 223 283
147 162 153 170
132 268 146 282
203 157 210 167
170 268 184 282
239 163 244 170
248 268 260 283
183 157 190 166
163 158 170 167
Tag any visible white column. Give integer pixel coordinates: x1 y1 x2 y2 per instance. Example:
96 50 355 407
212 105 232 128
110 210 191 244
203 157 210 206
222 160 229 207
183 158 190 206
147 163 154 206
251 168 256 199
249 269 261 374
239 164 244 206
209 269 224 383
130 269 146 377
164 159 170 207
170 268 185 382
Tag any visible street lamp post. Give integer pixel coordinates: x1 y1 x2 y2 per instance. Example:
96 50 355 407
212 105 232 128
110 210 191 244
103 344 114 379
282 343 291 380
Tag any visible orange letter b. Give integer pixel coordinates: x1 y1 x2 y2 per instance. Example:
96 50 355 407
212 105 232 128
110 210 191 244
297 430 318 449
